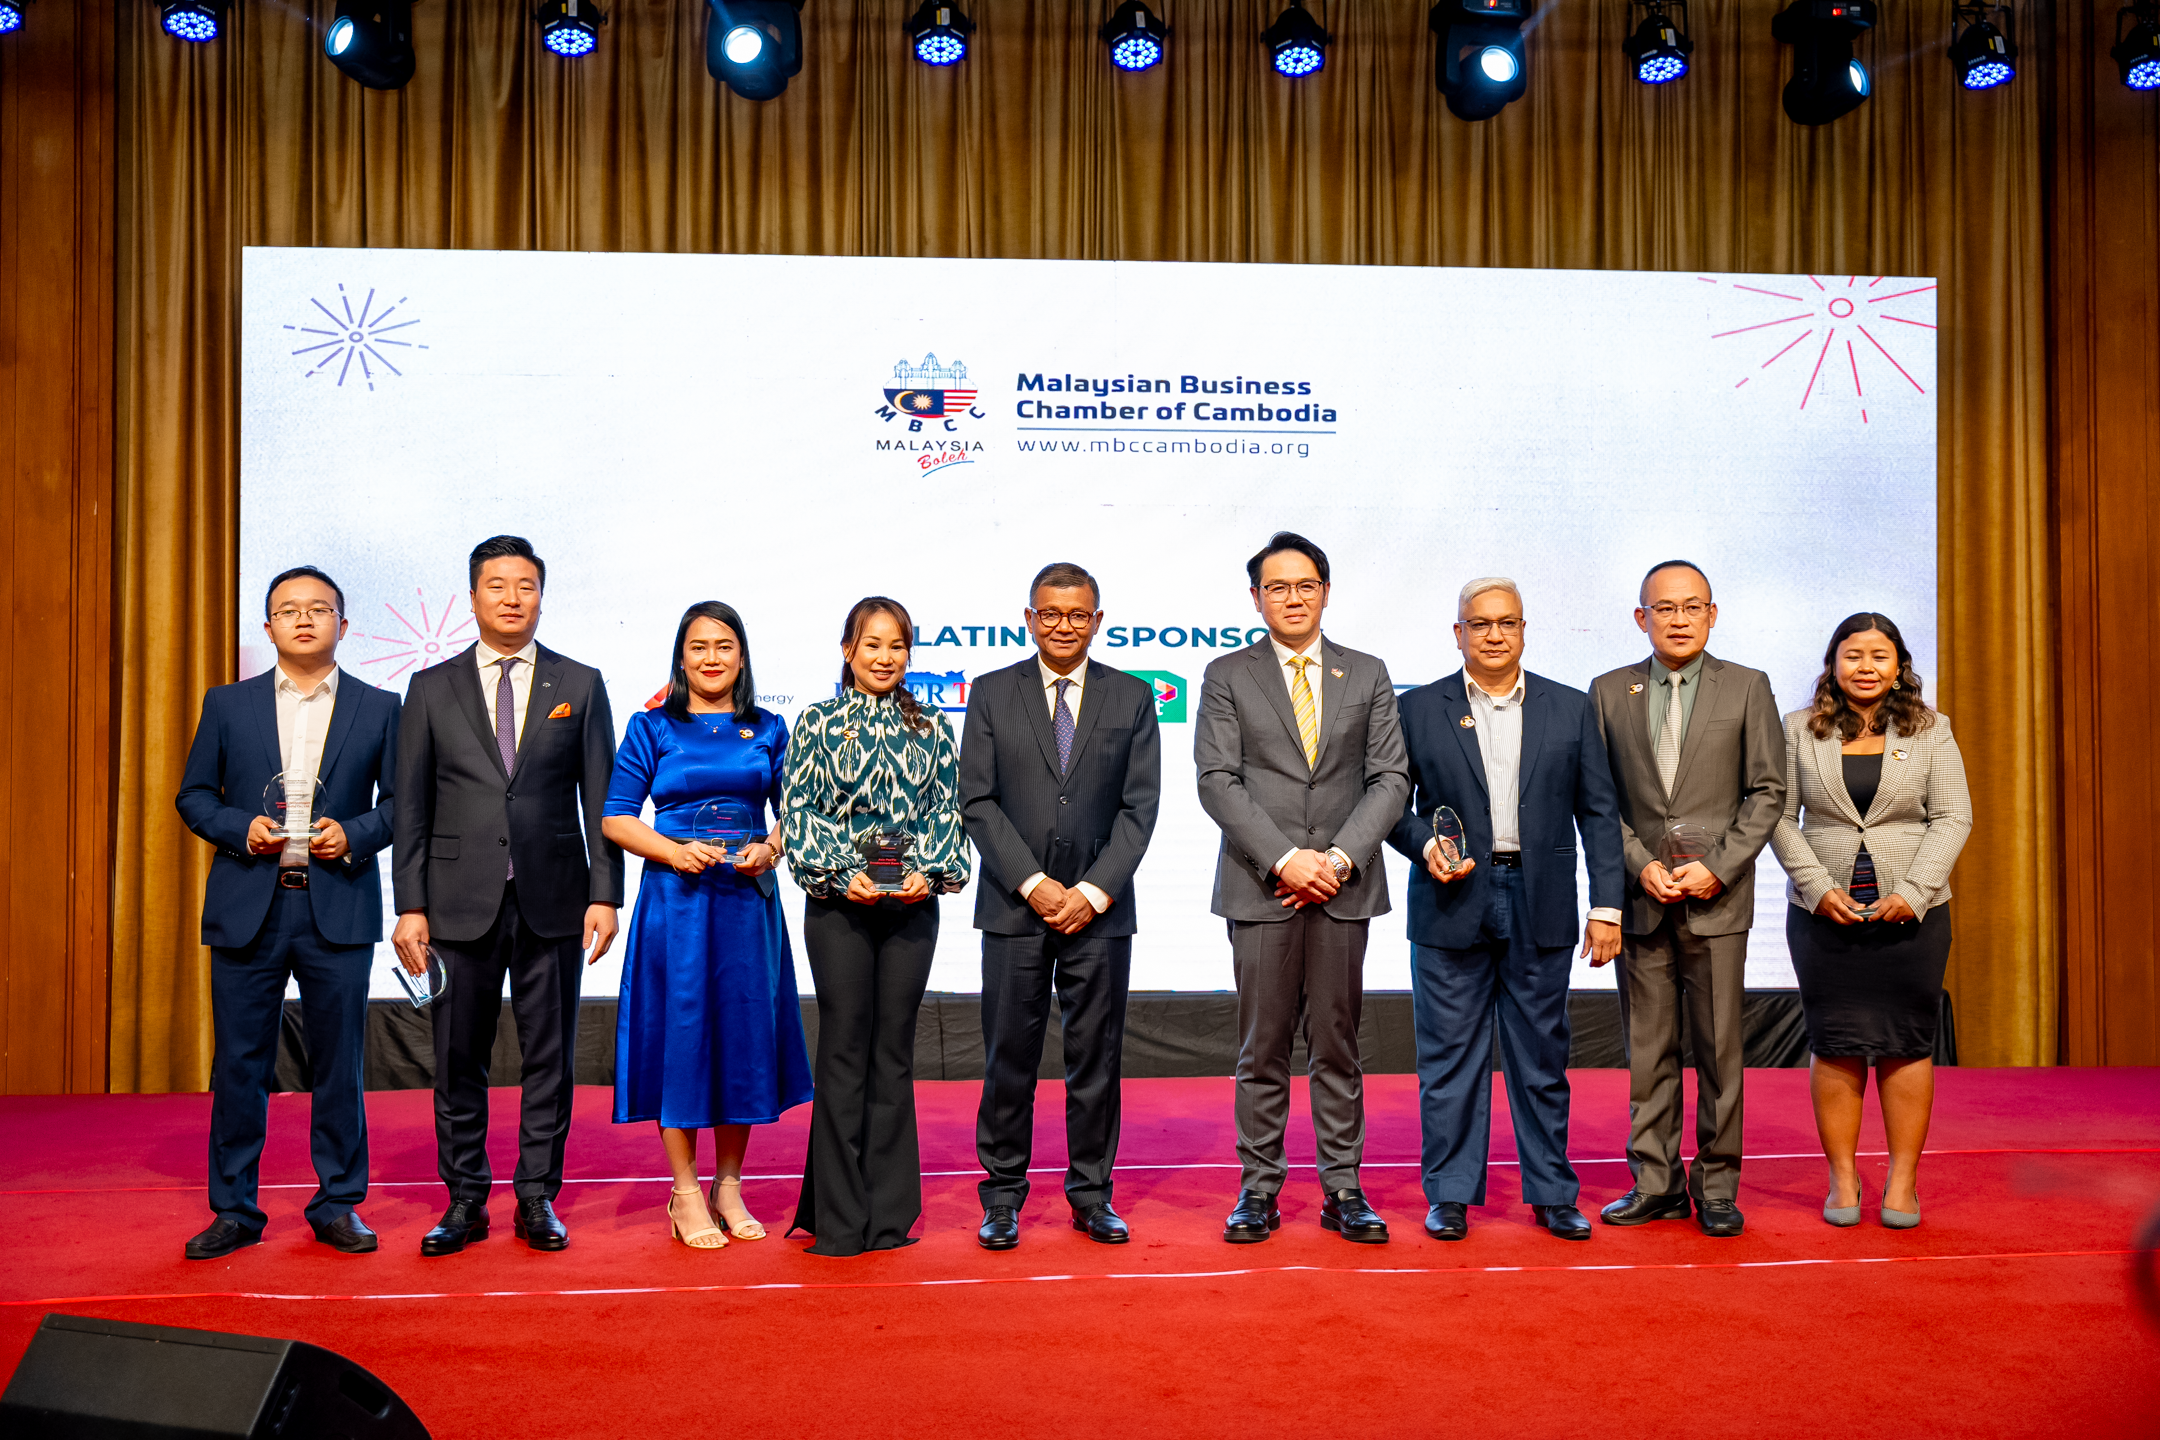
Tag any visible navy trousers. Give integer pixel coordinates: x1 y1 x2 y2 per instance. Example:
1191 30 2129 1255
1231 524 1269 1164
208 884 372 1231
1409 863 1579 1207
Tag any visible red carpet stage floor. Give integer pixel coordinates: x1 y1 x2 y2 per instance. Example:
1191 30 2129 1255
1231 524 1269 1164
4 1070 2157 1438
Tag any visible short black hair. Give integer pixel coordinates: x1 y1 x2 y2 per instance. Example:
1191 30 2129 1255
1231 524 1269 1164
1640 558 1712 604
1246 531 1330 587
663 601 761 725
469 535 546 591
265 566 346 619
1029 562 1101 608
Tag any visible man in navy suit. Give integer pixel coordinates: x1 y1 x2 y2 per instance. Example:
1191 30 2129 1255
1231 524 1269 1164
176 566 401 1260
1386 577 1624 1244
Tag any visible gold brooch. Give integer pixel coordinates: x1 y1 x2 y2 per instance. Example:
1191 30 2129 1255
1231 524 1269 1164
1892 748 1909 761
1459 715 1476 729
739 728 755 739
1628 683 1645 695
841 727 858 742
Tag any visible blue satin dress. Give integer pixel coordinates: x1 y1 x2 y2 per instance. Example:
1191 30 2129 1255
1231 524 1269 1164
606 706 813 1129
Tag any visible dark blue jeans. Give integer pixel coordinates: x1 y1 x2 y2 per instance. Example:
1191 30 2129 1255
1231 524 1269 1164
1409 863 1579 1207
208 884 372 1231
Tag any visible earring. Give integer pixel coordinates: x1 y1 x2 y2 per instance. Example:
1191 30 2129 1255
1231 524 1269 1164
1891 677 1901 690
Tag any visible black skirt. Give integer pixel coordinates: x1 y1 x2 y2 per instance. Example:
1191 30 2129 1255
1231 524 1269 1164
1787 902 1952 1060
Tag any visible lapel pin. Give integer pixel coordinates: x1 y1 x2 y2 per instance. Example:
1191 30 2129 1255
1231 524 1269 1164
1892 748 1909 761
1330 667 1345 679
1628 683 1645 695
1459 714 1476 730
739 727 755 739
542 681 553 688
842 727 859 742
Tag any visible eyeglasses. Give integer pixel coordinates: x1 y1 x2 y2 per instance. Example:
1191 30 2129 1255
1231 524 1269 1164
1647 601 1711 620
1462 618 1523 636
1029 609 1097 630
270 606 342 626
1259 580 1326 601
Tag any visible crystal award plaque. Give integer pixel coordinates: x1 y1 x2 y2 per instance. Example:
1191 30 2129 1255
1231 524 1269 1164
263 773 326 841
393 946 449 1010
1660 823 1717 871
691 798 759 866
855 825 917 894
1431 805 1469 876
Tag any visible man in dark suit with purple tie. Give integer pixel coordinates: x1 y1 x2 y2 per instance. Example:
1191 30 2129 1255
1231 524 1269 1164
391 535 623 1256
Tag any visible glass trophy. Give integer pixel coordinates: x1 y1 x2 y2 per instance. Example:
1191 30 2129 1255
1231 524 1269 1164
393 946 449 1010
1430 805 1469 876
691 798 759 866
855 825 918 894
262 773 326 841
1661 823 1717 871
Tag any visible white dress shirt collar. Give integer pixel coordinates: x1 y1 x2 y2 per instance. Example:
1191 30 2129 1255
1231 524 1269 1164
1464 670 1526 708
1037 656 1087 693
1269 633 1325 668
274 663 340 700
479 637 539 668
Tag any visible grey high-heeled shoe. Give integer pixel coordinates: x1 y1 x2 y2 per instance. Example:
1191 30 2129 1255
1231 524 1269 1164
1880 1192 1921 1229
1823 1178 1862 1228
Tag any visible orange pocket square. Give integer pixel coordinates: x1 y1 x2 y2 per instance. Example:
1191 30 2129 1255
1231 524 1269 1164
548 702 573 719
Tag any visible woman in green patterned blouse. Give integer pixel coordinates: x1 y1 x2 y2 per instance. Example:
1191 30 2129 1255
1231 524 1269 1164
781 596 971 1255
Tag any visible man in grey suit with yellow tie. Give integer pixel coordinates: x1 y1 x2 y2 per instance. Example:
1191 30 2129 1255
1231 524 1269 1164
1196 532 1409 1245
1589 560 1784 1237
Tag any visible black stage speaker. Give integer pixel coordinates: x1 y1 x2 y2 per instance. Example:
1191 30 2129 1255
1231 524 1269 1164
0 1314 430 1439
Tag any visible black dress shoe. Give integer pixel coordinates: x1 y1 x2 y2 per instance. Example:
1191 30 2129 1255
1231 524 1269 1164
1424 1202 1468 1242
184 1217 263 1261
1222 1190 1281 1244
310 1211 379 1254
1599 1188 1693 1226
514 1196 569 1251
979 1205 1020 1250
1071 1202 1129 1244
1320 1188 1389 1244
420 1198 490 1257
1696 1199 1745 1237
1532 1204 1593 1241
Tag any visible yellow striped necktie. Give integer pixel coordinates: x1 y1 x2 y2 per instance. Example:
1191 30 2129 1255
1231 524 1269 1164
1289 656 1319 768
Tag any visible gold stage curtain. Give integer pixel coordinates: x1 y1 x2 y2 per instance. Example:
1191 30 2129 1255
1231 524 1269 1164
111 0 2053 1088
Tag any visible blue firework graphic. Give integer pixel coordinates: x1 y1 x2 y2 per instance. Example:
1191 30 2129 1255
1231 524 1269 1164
285 284 427 390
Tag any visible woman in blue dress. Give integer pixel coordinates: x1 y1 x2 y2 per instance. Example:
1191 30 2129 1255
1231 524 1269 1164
601 601 813 1249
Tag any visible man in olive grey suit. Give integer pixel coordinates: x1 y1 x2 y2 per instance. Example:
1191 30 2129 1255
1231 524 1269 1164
1196 533 1409 1245
1589 560 1784 1238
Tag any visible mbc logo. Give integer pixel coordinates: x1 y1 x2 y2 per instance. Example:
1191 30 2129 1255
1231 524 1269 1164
1127 670 1188 724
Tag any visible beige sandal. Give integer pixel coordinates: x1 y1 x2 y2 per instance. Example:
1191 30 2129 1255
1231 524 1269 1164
708 1176 767 1240
669 1185 728 1248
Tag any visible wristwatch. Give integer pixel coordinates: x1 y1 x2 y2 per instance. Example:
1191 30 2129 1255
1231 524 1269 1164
1327 849 1352 884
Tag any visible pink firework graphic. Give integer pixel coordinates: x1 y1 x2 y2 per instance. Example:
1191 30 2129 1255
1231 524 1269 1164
356 587 475 684
1702 274 1937 424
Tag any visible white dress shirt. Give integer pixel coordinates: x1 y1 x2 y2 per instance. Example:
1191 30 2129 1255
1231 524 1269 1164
1266 633 1351 880
1425 668 1621 926
273 664 340 867
1016 657 1111 915
477 638 540 753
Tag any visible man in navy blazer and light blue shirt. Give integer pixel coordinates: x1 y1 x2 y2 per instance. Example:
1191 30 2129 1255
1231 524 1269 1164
175 566 401 1260
1387 577 1624 1244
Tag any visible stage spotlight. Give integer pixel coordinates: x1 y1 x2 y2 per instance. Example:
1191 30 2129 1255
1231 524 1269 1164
1771 0 1875 125
1263 2 1329 78
705 0 803 99
537 0 604 57
0 0 27 37
324 0 416 89
162 0 225 42
1430 0 1528 121
2114 1 2160 89
1624 0 1692 84
904 0 972 66
1948 4 2014 89
1102 0 1167 72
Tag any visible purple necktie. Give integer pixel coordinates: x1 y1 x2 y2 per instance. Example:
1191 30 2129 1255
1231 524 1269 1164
1054 678 1075 775
497 657 519 878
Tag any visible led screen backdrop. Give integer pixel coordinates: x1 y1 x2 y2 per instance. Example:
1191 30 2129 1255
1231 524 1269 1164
239 249 1939 999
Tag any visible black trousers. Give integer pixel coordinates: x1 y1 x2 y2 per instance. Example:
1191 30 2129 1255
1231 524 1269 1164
792 896 939 1256
431 881 582 1204
208 885 372 1231
976 930 1132 1211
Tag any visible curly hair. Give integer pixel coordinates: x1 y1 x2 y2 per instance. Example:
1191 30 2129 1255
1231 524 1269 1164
1805 612 1937 740
838 596 930 734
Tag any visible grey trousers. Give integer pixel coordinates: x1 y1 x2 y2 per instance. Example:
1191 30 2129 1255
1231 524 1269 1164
1615 908 1749 1204
1229 908 1368 1195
